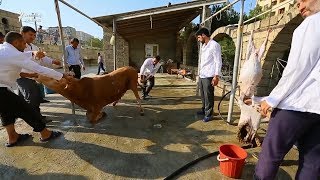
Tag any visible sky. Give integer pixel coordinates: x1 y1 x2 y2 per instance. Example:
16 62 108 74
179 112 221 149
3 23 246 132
1 0 256 39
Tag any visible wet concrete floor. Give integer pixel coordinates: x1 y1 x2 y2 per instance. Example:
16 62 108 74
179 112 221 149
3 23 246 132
0 71 298 179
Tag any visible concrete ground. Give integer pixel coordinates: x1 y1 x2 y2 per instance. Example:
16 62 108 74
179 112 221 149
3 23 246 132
0 67 299 179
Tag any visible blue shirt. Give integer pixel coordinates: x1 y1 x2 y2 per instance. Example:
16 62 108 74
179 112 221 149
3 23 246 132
65 45 84 66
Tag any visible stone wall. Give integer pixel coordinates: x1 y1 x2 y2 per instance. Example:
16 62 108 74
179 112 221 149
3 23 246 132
36 44 103 66
103 27 129 72
129 33 177 69
210 8 301 96
0 9 21 34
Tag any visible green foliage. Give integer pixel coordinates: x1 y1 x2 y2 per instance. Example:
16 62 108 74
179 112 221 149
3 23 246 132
246 5 271 21
210 3 240 32
218 36 235 68
86 38 103 48
179 23 198 43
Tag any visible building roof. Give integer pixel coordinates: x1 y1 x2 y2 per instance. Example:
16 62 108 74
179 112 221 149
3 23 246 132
93 0 226 39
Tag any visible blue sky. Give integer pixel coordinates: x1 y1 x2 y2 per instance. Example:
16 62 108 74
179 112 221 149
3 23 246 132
1 0 256 39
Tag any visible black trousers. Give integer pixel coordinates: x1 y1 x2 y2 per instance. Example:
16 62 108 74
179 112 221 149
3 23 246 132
255 109 320 180
199 77 214 117
0 87 45 132
69 65 81 79
17 78 42 117
97 62 106 74
141 75 155 97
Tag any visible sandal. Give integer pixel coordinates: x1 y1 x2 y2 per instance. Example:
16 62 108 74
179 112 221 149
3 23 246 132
40 131 62 142
5 134 31 147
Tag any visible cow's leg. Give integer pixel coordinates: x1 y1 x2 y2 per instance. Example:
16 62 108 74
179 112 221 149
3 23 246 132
131 85 144 116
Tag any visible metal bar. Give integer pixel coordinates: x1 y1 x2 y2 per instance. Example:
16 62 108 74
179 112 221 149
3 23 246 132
243 0 294 24
54 0 75 115
277 58 287 63
113 18 117 71
115 0 227 21
196 5 207 96
201 0 240 26
225 0 294 27
227 0 245 123
58 0 106 28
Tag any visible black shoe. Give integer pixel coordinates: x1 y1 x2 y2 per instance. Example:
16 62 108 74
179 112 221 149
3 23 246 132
40 99 50 103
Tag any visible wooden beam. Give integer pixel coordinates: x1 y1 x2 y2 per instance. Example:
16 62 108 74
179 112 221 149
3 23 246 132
115 0 226 21
116 10 199 27
117 16 196 29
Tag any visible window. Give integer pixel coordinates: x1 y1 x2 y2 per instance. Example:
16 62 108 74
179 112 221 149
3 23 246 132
145 44 159 58
1 18 8 25
279 8 285 14
271 1 277 5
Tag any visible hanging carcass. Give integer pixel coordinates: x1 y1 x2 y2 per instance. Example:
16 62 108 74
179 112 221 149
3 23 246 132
237 29 271 146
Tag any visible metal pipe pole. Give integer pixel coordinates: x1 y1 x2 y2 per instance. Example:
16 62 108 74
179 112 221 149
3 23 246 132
196 5 207 96
113 18 117 71
227 0 245 123
54 0 75 115
58 0 106 28
33 13 38 31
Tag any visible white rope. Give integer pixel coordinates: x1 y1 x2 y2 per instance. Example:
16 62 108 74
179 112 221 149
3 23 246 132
216 11 222 21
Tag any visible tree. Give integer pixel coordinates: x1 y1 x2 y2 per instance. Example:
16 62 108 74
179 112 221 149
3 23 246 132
246 5 271 21
210 3 240 33
87 37 103 48
217 36 235 77
178 23 198 43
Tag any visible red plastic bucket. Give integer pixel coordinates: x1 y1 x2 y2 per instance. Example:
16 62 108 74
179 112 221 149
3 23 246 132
217 144 247 179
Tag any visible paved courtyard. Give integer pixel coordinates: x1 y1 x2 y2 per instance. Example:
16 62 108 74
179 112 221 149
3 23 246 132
0 68 299 179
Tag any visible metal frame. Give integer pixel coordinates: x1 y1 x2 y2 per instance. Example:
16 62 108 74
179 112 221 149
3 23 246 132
201 0 241 26
227 0 245 123
53 0 107 114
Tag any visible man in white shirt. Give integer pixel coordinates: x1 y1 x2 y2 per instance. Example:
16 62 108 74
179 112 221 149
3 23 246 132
17 26 61 122
96 52 106 75
196 28 222 122
140 55 161 99
255 0 320 179
65 38 85 79
0 32 70 147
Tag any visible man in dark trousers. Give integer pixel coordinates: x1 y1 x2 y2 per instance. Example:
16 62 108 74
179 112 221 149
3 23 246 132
0 32 68 147
65 38 85 79
255 0 320 179
17 26 61 122
196 28 222 122
96 52 106 75
139 55 161 100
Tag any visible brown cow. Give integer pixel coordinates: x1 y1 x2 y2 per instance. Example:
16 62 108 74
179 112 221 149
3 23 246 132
30 66 144 123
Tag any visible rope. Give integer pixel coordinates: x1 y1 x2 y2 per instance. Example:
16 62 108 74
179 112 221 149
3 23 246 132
216 10 222 21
